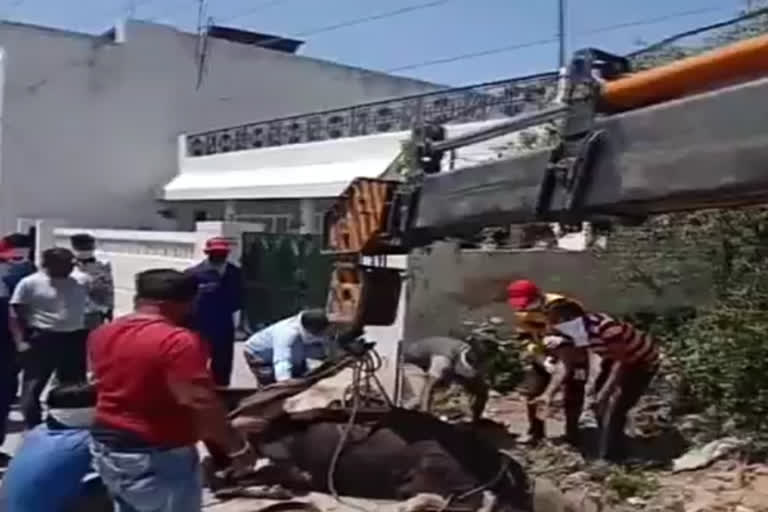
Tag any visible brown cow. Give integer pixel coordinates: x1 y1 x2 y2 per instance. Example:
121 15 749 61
208 407 532 512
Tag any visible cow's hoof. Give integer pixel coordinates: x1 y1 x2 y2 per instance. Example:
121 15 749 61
398 493 447 512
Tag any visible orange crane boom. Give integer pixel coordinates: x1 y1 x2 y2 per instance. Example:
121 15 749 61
602 33 768 111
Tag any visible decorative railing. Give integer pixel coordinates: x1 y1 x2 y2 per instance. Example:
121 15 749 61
185 72 558 157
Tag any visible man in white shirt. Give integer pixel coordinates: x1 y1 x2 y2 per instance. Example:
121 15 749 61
9 247 89 428
242 309 331 386
70 233 114 330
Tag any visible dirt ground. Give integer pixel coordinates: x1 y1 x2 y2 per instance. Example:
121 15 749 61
480 393 768 512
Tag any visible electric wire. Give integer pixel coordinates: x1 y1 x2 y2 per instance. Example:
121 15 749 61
386 5 731 72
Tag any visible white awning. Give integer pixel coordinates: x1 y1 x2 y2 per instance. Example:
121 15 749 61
165 129 407 201
163 157 396 200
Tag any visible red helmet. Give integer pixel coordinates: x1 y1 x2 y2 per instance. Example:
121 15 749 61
0 239 14 261
507 279 541 310
204 237 232 254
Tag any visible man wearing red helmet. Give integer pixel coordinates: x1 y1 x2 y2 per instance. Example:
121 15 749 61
507 279 588 446
186 237 244 387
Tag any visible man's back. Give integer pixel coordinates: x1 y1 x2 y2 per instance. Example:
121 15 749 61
0 425 92 511
89 314 211 447
245 315 299 353
404 336 468 372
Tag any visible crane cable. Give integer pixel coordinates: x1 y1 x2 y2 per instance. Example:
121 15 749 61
324 346 522 512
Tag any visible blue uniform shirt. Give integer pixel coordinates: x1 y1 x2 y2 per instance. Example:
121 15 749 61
243 313 328 382
0 424 93 512
3 261 36 297
186 260 243 344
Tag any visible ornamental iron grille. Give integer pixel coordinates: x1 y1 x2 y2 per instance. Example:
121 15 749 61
185 72 558 157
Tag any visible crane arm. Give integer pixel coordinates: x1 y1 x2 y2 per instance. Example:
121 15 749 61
416 75 768 238
322 34 768 328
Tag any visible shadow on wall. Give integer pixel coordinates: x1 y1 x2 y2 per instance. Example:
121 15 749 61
403 241 714 340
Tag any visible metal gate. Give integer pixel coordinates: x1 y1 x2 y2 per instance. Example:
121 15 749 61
241 232 332 332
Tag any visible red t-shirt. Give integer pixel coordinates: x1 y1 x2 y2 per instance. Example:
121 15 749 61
88 313 213 447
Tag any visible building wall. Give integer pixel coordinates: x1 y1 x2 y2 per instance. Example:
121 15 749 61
404 242 715 340
0 20 441 232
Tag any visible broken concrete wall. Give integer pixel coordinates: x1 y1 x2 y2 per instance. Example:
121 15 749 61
404 242 714 340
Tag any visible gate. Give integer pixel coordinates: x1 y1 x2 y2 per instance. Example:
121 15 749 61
241 232 332 331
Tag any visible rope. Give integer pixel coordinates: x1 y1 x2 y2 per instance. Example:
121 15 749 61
437 455 513 512
326 353 372 512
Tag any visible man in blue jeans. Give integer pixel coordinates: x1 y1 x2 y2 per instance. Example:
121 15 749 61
0 383 110 512
89 269 255 511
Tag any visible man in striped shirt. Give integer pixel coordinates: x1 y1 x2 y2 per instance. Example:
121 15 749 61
544 301 659 462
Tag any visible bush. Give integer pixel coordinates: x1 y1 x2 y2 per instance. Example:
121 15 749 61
485 341 525 392
668 307 768 431
603 207 768 433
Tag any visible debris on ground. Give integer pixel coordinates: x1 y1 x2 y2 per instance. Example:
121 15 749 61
672 437 749 473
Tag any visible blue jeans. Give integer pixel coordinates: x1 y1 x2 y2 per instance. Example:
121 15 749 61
90 441 202 512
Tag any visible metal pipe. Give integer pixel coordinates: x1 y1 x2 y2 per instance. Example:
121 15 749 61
431 104 569 153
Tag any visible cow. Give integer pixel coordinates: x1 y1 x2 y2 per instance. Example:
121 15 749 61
206 407 532 512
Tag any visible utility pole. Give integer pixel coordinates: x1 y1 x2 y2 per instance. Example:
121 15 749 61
558 0 566 67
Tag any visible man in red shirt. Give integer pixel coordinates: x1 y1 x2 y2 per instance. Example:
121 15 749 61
88 268 255 512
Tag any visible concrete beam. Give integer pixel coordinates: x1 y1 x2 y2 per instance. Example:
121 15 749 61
414 77 768 236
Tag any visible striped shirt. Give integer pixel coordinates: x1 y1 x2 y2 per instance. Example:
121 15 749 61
584 313 659 366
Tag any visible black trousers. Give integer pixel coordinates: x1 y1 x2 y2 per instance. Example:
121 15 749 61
0 354 17 447
0 299 17 447
595 360 656 461
20 329 88 427
210 340 235 388
522 360 588 444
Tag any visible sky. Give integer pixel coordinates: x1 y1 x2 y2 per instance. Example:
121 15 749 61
0 0 752 85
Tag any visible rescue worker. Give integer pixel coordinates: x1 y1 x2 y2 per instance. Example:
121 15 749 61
242 309 331 386
0 383 110 512
506 279 587 445
70 233 114 330
186 237 244 387
402 336 489 422
545 300 660 462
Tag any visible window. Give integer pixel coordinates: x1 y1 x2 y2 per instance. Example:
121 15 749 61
234 214 294 234
275 216 290 234
313 213 325 235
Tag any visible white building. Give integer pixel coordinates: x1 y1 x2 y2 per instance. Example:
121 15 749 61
0 19 442 233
